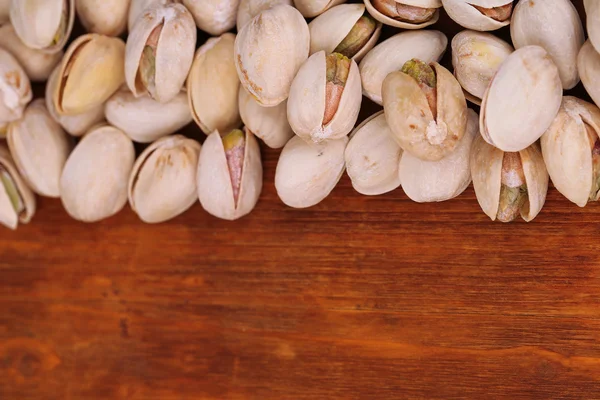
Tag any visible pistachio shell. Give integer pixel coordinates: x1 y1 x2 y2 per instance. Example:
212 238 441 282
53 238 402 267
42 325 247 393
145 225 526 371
294 0 346 17
441 0 513 31
7 100 72 198
76 0 131 36
578 41 600 110
60 125 135 222
275 135 347 208
54 34 125 116
399 108 477 202
345 111 402 196
451 30 513 104
480 45 562 152
238 88 293 149
0 145 36 230
0 0 9 24
10 0 75 53
125 3 196 103
0 48 32 124
237 0 293 30
128 0 172 31
105 89 192 143
359 31 447 105
382 62 467 161
180 0 240 35
364 0 441 30
234 5 310 107
128 135 201 223
585 0 600 54
188 34 241 135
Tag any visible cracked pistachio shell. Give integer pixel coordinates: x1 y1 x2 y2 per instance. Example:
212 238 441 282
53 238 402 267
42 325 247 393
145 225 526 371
105 89 192 143
345 111 402 196
125 3 196 103
76 0 131 36
471 135 548 222
359 31 447 105
511 0 584 90
585 0 600 54
60 125 135 222
0 0 9 24
383 62 467 161
239 88 293 149
0 49 32 124
53 34 125 116
540 97 600 207
364 0 441 30
234 5 310 107
309 4 382 62
288 51 362 143
197 128 263 220
0 145 36 230
129 135 201 223
188 34 241 135
179 0 240 35
237 0 292 30
275 135 347 208
441 0 513 31
399 108 477 202
7 99 72 198
480 46 562 152
294 0 346 17
10 0 75 53
128 0 172 31
451 30 513 105
578 41 600 110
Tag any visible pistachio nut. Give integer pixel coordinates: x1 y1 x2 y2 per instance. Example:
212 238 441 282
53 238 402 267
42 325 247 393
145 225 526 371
0 0 9 24
0 48 32 125
382 59 467 161
125 3 196 103
364 0 441 29
451 30 513 105
188 34 241 136
578 41 600 111
345 111 402 196
0 145 36 230
128 135 201 223
308 4 382 62
288 52 362 143
60 125 135 222
471 135 548 222
10 0 75 53
275 135 347 208
53 34 125 116
234 5 310 107
293 0 346 18
0 122 7 138
237 0 293 30
480 45 562 152
178 0 240 35
540 97 600 208
441 0 513 31
238 88 294 149
129 0 172 31
359 30 447 105
197 128 263 220
399 108 477 202
76 0 131 36
105 89 192 143
585 0 600 54
45 66 105 137
6 100 72 198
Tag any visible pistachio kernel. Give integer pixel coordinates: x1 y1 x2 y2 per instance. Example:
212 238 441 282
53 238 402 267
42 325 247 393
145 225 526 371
52 0 69 46
401 58 437 118
0 168 24 216
497 152 527 223
139 24 163 98
324 53 351 126
334 14 377 59
222 129 246 205
372 0 436 23
472 3 513 22
585 123 600 201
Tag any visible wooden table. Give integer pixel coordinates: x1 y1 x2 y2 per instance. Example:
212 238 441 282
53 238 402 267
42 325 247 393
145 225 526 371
2 1 600 399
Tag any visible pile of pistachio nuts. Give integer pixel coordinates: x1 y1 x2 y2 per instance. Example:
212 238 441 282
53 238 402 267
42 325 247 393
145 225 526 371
0 0 598 229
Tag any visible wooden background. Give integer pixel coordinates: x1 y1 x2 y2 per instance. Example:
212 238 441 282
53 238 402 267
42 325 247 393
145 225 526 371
2 1 600 399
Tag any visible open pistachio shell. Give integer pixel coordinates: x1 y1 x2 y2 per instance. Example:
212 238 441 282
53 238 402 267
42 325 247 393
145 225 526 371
7 100 72 198
128 135 201 223
359 30 447 105
441 0 513 31
585 0 600 54
294 0 346 17
128 0 172 31
0 0 9 24
125 3 196 103
288 51 362 143
238 88 293 149
188 34 241 136
179 0 240 35
364 0 441 30
399 108 477 202
345 111 402 196
197 128 263 220
383 62 467 161
471 135 548 222
234 5 310 107
578 41 600 110
237 0 293 30
106 89 192 143
10 0 75 53
76 0 131 36
53 34 125 116
275 135 347 208
0 145 36 230
480 46 562 152
60 125 135 222
0 48 32 125
308 4 382 62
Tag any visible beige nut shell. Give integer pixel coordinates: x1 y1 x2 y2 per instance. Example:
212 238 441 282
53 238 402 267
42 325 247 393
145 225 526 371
237 0 293 30
76 0 130 36
0 0 9 24
128 0 172 31
0 144 36 230
585 0 600 54
180 0 240 35
0 48 32 124
578 40 600 111
294 0 346 17
441 0 512 31
364 0 441 30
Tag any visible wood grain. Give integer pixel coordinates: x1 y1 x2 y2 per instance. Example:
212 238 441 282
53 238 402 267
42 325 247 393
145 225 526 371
2 1 600 399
